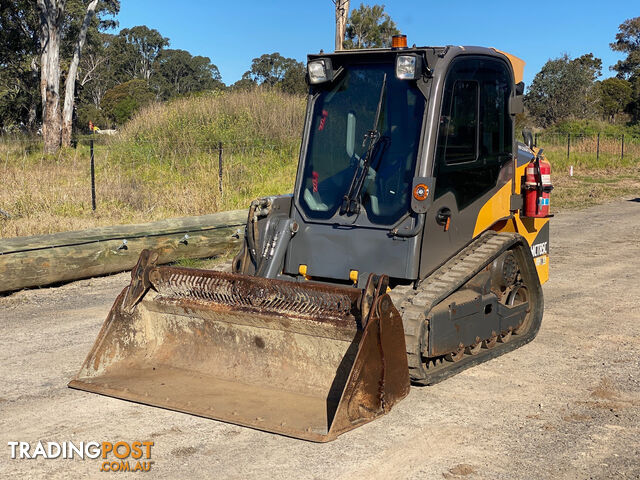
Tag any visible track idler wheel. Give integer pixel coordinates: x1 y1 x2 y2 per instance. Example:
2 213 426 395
509 284 532 335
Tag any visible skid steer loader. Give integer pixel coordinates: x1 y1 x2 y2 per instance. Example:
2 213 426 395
70 37 552 442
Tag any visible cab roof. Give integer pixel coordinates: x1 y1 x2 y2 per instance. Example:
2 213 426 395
309 45 525 84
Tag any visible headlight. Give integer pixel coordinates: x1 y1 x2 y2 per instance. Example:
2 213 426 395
308 59 333 84
396 55 422 80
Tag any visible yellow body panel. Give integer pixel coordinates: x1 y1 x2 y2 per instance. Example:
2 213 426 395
473 181 511 237
471 147 551 285
492 49 525 84
482 210 550 284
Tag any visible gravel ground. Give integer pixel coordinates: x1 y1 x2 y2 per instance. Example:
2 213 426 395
1 199 639 479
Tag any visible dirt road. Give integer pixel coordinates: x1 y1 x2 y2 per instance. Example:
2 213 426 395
1 200 639 479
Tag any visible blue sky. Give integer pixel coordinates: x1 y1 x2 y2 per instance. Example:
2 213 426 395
112 1 636 89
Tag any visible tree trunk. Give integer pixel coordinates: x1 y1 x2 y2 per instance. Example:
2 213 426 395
28 102 38 131
335 0 350 51
28 57 39 132
37 0 63 154
41 26 61 154
61 0 99 146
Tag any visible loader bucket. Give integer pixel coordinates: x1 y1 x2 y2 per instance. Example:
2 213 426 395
69 250 410 442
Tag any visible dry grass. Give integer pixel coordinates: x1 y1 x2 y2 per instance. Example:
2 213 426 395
0 146 300 237
118 89 303 149
551 167 640 210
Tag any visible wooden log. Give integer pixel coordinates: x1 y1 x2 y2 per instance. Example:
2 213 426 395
0 210 247 293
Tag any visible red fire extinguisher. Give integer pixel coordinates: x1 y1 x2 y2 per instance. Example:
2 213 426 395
524 149 553 217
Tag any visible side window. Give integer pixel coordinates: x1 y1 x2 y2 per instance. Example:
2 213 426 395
440 80 479 164
434 57 513 209
481 75 510 160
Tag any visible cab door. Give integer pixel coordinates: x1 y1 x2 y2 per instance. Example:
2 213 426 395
419 56 514 277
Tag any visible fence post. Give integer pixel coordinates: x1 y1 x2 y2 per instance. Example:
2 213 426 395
534 133 538 147
621 134 625 160
90 137 96 211
596 133 600 162
567 133 570 160
218 141 223 195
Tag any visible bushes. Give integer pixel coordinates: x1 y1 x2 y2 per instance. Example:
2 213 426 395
101 79 155 126
76 104 113 131
544 119 640 137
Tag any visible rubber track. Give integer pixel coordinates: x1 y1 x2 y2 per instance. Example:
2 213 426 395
389 231 543 386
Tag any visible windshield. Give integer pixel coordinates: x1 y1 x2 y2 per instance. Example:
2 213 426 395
298 63 425 225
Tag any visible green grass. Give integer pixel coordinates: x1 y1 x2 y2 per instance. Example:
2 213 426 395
172 256 230 270
575 176 620 184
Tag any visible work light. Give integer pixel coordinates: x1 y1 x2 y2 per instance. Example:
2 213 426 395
396 54 422 80
308 59 333 84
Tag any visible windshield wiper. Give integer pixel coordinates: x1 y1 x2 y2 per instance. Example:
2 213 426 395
340 73 387 216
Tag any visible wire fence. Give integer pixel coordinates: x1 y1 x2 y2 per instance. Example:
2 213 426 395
1 134 300 170
5 132 639 164
3 131 639 215
535 132 640 162
1 134 301 214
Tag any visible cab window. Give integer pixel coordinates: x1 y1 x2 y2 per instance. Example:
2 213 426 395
434 57 512 209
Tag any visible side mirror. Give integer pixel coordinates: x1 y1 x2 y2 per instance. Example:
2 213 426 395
522 129 534 149
509 95 524 115
510 82 525 115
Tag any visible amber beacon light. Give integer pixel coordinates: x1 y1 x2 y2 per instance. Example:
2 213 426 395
392 34 407 49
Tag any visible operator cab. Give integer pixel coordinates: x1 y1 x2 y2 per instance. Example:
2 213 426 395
284 42 523 286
